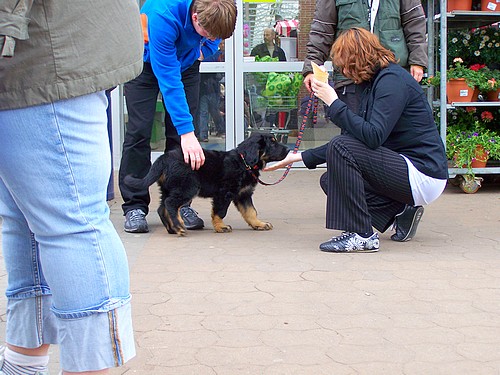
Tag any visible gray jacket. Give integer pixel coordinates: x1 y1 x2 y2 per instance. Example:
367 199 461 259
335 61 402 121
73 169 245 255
303 0 428 87
0 0 144 110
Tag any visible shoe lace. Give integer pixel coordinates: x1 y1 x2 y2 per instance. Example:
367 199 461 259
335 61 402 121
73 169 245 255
330 231 353 242
181 206 199 219
128 209 145 223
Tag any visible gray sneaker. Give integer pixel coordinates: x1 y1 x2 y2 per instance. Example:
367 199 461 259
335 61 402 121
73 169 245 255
124 208 149 233
180 206 204 230
320 232 380 253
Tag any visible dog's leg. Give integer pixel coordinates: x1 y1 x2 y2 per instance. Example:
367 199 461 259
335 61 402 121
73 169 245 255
235 195 273 231
211 197 232 233
157 204 176 234
163 197 187 236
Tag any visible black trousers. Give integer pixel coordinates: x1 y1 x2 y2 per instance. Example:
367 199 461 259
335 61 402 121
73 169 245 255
119 61 201 215
322 135 415 234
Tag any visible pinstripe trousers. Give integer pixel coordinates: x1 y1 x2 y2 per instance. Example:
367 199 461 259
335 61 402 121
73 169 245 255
322 135 414 234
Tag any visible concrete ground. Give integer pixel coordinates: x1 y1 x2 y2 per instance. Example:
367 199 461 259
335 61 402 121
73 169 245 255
1 169 500 374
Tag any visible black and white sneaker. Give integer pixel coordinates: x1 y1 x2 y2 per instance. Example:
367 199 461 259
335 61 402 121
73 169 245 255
180 206 204 230
320 232 380 253
391 205 424 242
124 208 149 233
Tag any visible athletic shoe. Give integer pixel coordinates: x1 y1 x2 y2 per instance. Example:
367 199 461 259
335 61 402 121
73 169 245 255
391 205 424 242
124 208 149 233
0 346 49 375
180 206 204 230
320 232 380 253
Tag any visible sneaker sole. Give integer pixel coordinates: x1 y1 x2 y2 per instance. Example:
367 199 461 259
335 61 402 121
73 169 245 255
391 206 424 242
320 247 379 253
124 226 149 233
185 223 204 230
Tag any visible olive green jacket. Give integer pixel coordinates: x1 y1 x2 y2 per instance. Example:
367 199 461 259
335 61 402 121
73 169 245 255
303 0 428 87
0 0 144 110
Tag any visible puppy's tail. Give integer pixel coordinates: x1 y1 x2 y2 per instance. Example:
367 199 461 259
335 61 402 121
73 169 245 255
123 155 166 191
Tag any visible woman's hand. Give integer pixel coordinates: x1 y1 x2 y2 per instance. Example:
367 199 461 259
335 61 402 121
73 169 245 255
181 131 205 170
263 151 302 171
311 78 338 106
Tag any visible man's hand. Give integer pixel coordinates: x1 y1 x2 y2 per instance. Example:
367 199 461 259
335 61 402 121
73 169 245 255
303 73 314 92
311 78 338 106
263 151 303 171
410 65 424 82
181 131 205 170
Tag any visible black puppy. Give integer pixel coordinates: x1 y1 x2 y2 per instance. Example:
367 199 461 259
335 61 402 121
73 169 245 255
124 133 289 235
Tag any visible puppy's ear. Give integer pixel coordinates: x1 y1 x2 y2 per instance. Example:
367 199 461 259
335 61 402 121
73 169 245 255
240 135 261 167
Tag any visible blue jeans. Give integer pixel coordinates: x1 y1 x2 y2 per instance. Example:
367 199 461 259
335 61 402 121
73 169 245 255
0 92 135 371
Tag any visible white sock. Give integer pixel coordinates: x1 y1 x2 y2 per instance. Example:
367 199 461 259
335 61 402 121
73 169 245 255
2 347 49 374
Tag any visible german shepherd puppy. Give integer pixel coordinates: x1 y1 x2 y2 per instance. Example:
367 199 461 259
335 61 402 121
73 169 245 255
124 133 289 235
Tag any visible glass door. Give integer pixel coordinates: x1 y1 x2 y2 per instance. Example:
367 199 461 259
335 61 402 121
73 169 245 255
232 0 340 156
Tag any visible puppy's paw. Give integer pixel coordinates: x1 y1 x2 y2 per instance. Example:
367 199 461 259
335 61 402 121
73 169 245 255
252 222 273 231
214 224 232 233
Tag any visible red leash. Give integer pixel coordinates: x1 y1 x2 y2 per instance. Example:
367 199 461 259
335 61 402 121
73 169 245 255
253 92 319 186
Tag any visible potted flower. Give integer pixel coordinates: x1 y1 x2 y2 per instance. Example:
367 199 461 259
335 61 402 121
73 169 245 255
446 121 500 174
425 58 482 103
477 67 500 101
447 58 483 102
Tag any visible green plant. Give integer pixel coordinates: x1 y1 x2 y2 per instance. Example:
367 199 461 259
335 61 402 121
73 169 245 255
443 26 500 69
468 26 500 68
477 67 500 93
446 58 483 87
446 121 500 173
424 58 482 88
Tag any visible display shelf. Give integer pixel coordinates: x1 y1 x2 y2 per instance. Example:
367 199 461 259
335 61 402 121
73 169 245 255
448 101 500 107
434 11 500 28
430 0 500 191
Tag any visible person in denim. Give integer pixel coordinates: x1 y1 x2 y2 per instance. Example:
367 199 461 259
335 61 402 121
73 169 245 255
0 1 143 374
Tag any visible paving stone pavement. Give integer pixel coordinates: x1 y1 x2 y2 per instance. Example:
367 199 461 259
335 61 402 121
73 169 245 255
1 170 500 375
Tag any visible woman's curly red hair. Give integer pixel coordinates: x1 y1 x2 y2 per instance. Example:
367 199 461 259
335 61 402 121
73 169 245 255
331 27 397 83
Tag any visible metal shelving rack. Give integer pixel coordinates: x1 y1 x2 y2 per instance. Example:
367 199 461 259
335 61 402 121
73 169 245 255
429 1 500 191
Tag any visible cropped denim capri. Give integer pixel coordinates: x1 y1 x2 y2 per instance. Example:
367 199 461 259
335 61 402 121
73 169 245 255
0 92 135 372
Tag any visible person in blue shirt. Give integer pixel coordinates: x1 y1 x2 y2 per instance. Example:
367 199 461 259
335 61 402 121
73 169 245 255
265 28 448 253
119 0 237 233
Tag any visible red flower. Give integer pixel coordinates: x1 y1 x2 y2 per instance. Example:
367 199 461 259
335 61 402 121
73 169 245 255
469 63 485 71
481 111 494 122
465 106 476 113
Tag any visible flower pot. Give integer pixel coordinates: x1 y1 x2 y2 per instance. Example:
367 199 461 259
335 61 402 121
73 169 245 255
447 0 472 11
481 0 498 11
455 145 489 169
486 88 500 102
446 78 475 103
471 145 489 168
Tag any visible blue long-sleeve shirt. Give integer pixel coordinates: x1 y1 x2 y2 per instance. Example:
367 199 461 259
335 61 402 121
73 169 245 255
142 0 219 135
302 63 448 180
